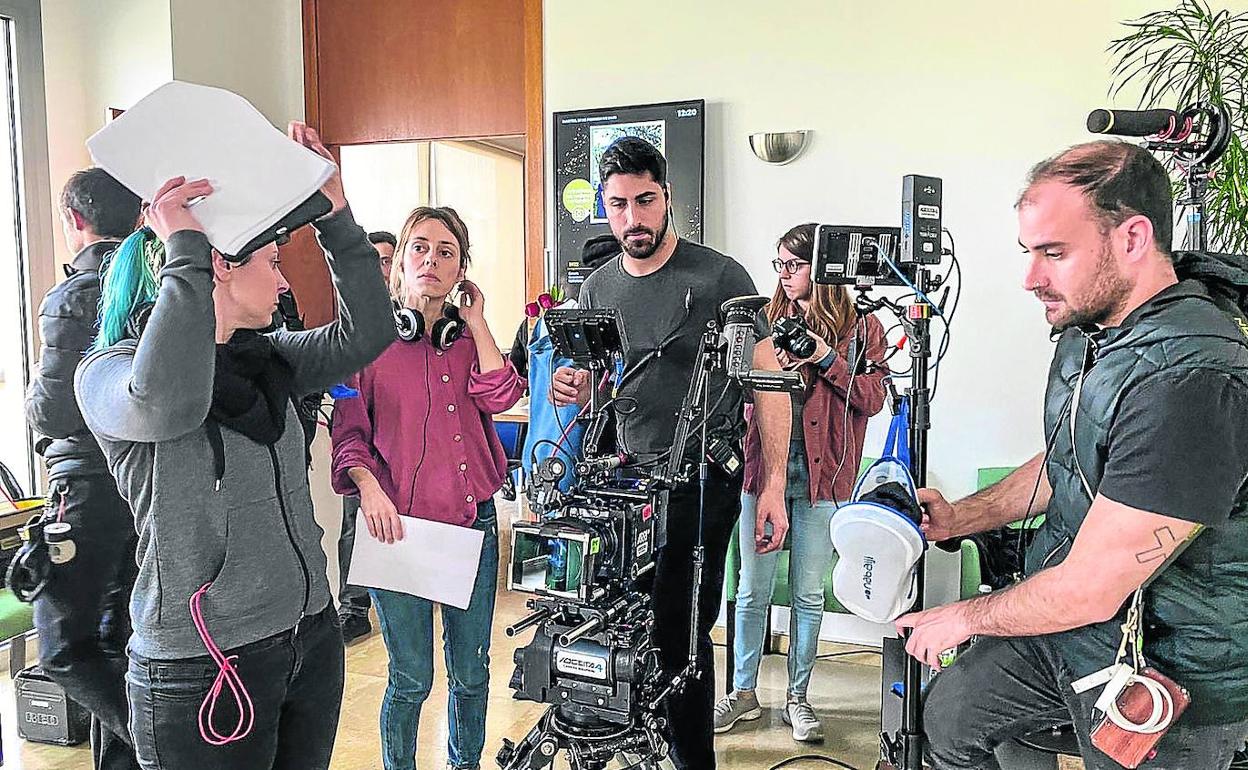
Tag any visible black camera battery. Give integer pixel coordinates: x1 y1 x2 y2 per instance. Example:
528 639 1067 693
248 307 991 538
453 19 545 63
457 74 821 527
900 174 943 265
15 665 89 746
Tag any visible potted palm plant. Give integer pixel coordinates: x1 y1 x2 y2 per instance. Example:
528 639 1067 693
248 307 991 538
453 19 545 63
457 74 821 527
1107 0 1247 253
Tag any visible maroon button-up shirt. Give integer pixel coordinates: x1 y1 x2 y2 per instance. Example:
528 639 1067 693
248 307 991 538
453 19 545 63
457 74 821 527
743 313 889 503
330 329 526 527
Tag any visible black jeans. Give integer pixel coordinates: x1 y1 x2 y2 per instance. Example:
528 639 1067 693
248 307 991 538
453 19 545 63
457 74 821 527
34 473 140 770
645 466 742 770
337 496 371 617
924 634 1248 769
126 605 345 770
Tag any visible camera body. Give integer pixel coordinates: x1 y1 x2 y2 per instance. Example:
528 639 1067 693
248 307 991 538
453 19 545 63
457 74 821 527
506 472 671 724
505 305 677 729
509 477 668 605
772 314 817 359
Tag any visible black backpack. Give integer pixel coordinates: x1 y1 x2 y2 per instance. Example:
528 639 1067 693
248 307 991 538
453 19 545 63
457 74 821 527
1174 249 1248 331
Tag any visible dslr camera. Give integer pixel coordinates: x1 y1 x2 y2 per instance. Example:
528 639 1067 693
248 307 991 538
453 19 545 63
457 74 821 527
771 314 817 359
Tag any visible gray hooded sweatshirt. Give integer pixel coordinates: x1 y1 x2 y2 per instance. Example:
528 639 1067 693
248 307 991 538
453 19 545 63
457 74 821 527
76 208 396 659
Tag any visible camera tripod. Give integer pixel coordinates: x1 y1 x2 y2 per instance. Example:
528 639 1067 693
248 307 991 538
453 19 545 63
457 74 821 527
496 702 674 770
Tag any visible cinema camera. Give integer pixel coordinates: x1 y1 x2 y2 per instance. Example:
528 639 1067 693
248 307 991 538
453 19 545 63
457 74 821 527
497 307 799 770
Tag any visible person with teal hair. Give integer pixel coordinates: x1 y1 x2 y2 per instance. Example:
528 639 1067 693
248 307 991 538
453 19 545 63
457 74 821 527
76 122 396 770
94 227 165 350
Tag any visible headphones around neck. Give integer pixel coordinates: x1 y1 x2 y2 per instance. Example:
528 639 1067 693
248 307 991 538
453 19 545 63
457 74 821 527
393 299 465 350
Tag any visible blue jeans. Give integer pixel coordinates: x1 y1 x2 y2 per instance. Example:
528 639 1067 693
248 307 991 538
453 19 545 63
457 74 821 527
370 500 499 770
733 443 836 697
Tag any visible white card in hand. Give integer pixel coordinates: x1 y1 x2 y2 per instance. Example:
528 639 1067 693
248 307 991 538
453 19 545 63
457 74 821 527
86 81 334 256
347 515 485 610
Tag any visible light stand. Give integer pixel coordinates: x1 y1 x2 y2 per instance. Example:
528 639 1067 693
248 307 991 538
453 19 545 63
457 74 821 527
854 268 938 770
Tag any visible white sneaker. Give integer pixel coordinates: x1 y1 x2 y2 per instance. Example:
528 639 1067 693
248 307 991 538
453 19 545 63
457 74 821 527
713 690 762 734
783 696 824 742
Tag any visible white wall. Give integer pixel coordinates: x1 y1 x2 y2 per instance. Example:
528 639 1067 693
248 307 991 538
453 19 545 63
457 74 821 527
169 0 304 128
41 0 173 269
40 0 302 271
545 0 1207 498
433 141 527 346
341 141 430 236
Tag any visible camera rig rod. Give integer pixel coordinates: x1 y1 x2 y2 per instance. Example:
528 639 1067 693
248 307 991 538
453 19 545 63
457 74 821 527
505 608 553 638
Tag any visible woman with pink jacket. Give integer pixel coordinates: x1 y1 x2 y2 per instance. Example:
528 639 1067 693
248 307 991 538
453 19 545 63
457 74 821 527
330 206 524 770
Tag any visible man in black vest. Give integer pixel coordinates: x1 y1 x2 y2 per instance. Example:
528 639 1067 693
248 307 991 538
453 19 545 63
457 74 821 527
897 141 1248 769
25 168 141 769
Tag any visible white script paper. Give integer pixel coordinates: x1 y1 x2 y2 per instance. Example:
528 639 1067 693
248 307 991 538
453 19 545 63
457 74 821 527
348 516 485 610
87 81 334 256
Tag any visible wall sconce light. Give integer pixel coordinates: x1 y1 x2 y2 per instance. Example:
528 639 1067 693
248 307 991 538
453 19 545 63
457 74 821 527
749 131 810 165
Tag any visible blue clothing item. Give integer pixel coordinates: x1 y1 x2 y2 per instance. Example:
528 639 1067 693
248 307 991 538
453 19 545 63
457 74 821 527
523 315 583 492
733 442 837 696
369 500 499 770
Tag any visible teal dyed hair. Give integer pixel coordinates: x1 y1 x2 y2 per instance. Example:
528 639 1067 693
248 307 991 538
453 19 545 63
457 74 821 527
95 228 165 349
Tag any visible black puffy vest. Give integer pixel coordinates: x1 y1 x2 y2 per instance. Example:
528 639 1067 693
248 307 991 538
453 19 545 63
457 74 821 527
1028 280 1248 725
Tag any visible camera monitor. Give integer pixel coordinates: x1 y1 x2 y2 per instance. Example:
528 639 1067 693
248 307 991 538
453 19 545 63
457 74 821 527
812 225 916 287
509 518 600 603
543 308 626 369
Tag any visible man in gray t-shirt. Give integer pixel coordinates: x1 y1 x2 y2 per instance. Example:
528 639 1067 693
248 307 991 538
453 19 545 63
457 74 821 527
578 237 770 462
552 137 790 769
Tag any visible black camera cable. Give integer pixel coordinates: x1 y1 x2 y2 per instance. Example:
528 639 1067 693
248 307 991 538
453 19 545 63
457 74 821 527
0 460 24 504
929 231 962 402
828 314 870 499
768 756 864 770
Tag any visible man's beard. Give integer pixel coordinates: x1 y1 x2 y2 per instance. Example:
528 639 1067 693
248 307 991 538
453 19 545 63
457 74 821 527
619 211 670 260
1039 242 1133 331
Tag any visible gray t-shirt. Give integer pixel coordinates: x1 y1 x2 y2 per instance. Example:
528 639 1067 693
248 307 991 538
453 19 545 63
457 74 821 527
579 238 765 463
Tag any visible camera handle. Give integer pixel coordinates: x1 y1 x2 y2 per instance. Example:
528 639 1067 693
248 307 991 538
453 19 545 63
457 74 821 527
580 359 611 458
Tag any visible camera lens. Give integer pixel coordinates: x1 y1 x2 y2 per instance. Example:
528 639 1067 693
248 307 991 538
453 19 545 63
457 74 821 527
791 334 817 359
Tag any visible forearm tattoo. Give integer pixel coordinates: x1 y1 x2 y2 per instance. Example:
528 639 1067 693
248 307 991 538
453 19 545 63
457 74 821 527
1136 526 1178 564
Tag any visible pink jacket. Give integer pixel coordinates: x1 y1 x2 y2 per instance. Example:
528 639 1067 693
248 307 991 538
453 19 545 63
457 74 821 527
742 313 889 504
330 328 525 527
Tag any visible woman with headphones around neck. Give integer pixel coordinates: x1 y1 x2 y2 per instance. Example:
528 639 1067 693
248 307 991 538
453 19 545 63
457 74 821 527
76 123 396 770
714 223 889 744
330 206 525 770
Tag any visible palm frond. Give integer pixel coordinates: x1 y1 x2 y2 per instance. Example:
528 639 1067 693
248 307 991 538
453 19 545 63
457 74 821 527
1108 0 1248 252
